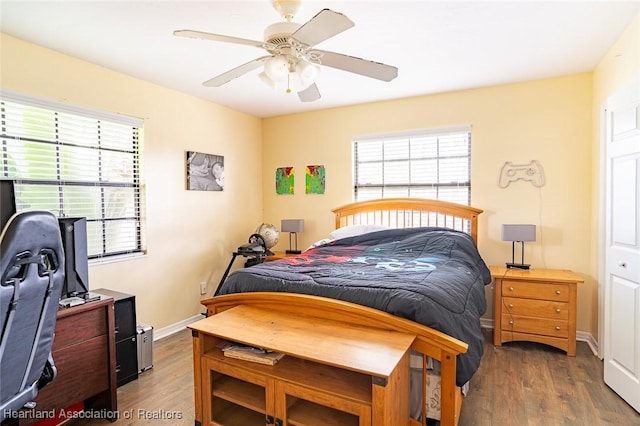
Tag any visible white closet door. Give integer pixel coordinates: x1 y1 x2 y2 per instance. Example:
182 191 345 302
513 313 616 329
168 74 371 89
604 75 640 413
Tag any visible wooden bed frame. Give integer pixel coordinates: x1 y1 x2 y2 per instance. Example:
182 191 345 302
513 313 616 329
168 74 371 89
201 198 484 426
333 197 482 244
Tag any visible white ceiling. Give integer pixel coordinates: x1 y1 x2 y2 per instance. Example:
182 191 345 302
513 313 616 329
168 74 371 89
1 1 639 118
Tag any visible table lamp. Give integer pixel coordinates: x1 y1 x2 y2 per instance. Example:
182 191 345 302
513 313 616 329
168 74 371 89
501 224 536 270
281 219 304 254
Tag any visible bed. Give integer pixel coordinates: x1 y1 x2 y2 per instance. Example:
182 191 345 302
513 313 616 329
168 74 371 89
202 198 490 425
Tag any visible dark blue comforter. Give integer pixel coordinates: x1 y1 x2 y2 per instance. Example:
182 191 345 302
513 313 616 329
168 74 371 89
217 227 491 385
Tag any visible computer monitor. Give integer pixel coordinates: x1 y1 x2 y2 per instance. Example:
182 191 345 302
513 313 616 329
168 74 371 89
58 217 90 298
0 180 17 232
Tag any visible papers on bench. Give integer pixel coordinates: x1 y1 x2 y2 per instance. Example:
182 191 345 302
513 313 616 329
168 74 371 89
220 341 285 365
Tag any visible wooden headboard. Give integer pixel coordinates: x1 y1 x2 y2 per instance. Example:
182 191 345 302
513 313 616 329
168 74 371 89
332 198 483 244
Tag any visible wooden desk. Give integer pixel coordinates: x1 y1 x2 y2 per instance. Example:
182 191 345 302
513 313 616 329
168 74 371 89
23 297 117 423
190 304 414 425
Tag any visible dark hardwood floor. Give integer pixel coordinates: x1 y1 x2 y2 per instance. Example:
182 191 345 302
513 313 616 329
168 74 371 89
67 330 195 426
70 328 639 425
460 330 639 426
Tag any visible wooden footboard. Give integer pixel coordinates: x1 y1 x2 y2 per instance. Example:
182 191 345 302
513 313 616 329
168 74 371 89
201 292 467 426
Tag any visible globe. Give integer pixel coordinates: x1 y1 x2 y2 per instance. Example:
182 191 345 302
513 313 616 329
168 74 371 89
255 223 279 249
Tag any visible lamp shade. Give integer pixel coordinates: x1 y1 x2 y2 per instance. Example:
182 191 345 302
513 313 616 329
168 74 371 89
281 219 304 233
501 224 536 242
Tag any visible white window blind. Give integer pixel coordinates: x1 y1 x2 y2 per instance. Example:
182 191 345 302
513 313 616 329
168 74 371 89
353 127 471 204
0 91 144 260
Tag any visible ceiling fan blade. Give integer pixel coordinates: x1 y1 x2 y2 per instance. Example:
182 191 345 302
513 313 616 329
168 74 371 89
298 83 321 102
315 50 398 82
174 30 273 50
203 56 270 87
291 9 354 47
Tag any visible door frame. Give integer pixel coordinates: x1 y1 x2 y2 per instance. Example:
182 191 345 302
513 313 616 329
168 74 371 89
597 99 607 360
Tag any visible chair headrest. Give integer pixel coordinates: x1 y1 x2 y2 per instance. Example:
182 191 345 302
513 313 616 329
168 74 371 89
1 211 65 286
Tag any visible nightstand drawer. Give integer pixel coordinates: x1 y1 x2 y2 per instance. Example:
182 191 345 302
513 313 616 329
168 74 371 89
502 297 568 319
501 314 568 338
502 280 569 302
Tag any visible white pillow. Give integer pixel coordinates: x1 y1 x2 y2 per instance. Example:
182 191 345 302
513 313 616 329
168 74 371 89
304 238 334 252
329 224 388 240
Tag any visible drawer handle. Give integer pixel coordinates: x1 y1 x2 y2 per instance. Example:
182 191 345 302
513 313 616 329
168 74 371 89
509 287 514 291
556 290 561 295
555 326 561 331
509 320 514 325
556 308 561 313
508 304 514 308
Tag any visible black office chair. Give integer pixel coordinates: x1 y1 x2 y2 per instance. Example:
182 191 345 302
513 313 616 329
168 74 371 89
0 211 65 422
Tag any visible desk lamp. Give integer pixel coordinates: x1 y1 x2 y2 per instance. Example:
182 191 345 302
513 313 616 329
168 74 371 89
281 219 304 254
501 224 536 270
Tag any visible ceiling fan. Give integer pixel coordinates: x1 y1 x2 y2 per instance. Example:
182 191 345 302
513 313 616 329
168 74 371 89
174 0 398 102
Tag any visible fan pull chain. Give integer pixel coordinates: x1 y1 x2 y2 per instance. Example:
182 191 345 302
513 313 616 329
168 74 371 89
286 74 292 94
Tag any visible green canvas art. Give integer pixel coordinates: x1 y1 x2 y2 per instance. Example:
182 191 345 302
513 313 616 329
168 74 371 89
305 165 325 194
275 167 294 195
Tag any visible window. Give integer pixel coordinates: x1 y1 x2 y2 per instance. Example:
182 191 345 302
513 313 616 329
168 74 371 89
353 127 471 205
0 91 144 260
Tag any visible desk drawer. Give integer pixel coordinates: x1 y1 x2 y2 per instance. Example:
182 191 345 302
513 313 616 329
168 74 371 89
501 314 568 338
35 335 110 411
502 297 568 319
53 305 108 351
502 280 569 302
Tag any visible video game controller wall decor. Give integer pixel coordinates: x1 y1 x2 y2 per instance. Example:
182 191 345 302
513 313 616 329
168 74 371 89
498 160 545 188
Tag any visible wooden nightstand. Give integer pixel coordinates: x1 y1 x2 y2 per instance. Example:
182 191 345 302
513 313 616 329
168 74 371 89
490 266 583 356
264 251 299 262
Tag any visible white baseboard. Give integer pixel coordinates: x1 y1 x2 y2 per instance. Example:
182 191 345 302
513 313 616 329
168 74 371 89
153 314 203 341
577 330 599 357
480 318 599 356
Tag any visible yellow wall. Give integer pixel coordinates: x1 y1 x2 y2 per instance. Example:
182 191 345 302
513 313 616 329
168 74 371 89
590 13 640 340
0 33 264 330
263 75 594 331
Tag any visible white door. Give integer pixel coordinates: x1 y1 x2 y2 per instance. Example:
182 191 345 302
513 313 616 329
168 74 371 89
604 75 640 413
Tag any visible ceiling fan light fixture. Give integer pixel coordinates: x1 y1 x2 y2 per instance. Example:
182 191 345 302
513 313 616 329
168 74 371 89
177 7 397 103
258 71 277 89
295 59 320 87
264 55 289 82
286 72 306 94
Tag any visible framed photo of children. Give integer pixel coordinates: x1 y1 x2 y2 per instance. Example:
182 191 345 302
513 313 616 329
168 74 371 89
186 151 225 191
